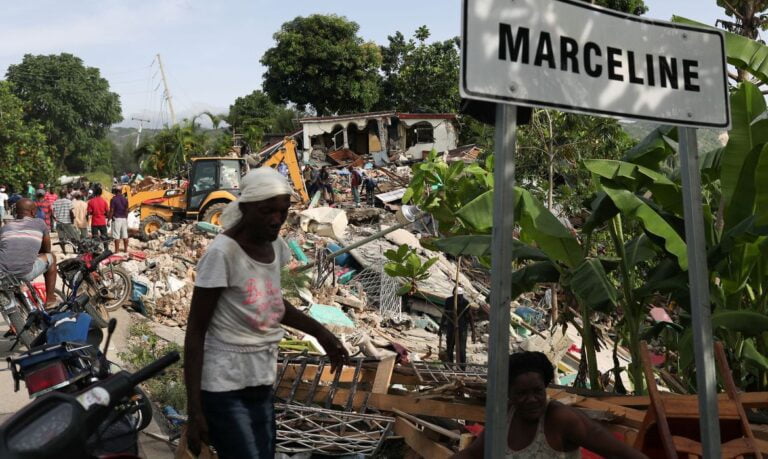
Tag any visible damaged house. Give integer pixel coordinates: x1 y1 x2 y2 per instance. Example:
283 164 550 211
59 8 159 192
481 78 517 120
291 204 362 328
300 111 458 166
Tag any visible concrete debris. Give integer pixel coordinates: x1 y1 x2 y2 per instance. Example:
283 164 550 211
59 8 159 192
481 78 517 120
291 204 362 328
298 207 348 240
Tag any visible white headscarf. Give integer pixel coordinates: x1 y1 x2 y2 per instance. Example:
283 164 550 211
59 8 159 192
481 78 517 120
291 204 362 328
220 167 293 230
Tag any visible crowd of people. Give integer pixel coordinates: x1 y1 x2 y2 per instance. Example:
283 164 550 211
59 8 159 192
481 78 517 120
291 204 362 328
1 182 132 251
0 179 134 310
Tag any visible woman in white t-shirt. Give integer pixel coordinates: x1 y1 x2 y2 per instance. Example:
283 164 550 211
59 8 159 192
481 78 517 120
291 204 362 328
184 169 348 459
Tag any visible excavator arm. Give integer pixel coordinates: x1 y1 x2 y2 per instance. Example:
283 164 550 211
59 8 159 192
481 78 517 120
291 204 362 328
260 138 309 203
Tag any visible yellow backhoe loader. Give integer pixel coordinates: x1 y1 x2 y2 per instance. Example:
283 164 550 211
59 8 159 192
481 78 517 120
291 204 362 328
137 137 308 239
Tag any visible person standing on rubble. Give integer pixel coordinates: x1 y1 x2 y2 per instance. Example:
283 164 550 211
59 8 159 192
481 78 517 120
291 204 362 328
184 168 349 459
318 165 334 205
108 186 129 253
362 172 378 206
348 165 362 207
441 287 475 364
453 352 647 459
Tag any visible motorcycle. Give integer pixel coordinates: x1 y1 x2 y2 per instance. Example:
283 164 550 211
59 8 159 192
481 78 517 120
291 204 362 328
7 315 155 456
56 243 130 328
0 351 180 459
56 237 131 316
0 271 60 349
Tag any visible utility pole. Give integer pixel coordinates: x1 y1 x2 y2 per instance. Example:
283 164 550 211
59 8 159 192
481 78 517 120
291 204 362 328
131 117 150 148
156 53 176 126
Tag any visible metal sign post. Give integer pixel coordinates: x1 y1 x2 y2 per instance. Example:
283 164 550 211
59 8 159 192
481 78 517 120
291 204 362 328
484 104 517 459
678 128 720 457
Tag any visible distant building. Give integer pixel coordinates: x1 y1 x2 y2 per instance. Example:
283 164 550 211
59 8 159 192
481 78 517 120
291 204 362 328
299 111 458 166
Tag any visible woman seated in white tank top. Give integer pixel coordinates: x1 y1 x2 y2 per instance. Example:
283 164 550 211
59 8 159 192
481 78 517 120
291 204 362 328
453 352 647 458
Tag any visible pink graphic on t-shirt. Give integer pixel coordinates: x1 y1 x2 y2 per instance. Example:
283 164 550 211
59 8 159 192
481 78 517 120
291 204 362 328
243 278 284 331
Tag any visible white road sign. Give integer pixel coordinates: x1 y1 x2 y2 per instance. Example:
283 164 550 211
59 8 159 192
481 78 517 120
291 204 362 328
461 0 730 128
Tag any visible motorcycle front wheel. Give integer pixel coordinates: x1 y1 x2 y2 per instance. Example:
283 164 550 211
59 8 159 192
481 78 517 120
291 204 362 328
98 266 131 312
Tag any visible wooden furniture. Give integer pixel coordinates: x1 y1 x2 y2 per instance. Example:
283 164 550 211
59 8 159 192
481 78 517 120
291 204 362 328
635 341 768 458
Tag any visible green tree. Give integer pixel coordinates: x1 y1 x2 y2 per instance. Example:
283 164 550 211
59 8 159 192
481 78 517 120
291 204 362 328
134 121 208 177
717 0 768 40
586 0 647 15
261 15 382 115
517 111 634 212
227 91 299 148
714 1 768 83
0 81 56 191
6 53 122 173
378 27 460 113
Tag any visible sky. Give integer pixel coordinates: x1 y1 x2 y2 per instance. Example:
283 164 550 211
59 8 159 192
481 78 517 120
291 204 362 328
0 0 732 128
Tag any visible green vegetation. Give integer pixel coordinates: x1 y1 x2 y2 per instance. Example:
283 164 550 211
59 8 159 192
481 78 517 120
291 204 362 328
377 27 460 114
227 90 300 150
7 53 121 173
261 14 382 115
119 321 186 413
383 245 439 295
0 81 55 191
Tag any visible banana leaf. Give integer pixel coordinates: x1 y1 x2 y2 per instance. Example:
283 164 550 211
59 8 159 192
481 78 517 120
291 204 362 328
585 159 682 214
516 189 584 269
429 235 549 262
680 310 768 370
621 125 677 169
455 190 494 232
602 184 688 270
756 147 768 227
700 147 724 184
624 234 658 269
456 187 583 268
510 261 560 298
743 338 768 371
583 192 619 235
565 258 618 314
724 143 765 230
720 82 768 208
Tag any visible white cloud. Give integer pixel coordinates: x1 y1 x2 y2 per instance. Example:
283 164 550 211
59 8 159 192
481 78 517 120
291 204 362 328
0 0 194 57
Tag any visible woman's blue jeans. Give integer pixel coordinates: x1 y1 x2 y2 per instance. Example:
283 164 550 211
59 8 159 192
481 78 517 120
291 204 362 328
201 385 275 459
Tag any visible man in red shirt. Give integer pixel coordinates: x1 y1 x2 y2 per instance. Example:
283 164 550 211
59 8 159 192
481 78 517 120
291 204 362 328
34 189 52 230
87 186 109 241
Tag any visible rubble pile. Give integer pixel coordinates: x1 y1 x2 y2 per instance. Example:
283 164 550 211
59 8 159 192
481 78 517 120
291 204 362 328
122 223 213 326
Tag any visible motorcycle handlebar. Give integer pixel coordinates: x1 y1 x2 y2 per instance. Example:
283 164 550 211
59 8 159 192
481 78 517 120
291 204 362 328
88 250 113 271
129 351 180 386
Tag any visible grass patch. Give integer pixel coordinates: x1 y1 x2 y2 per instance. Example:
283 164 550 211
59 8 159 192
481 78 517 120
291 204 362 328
120 320 187 413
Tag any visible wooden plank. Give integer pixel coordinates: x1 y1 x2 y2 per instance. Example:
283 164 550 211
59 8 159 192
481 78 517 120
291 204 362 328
390 372 423 386
275 382 486 421
371 356 397 394
589 392 768 410
392 409 461 441
394 417 454 459
568 398 646 429
279 364 376 384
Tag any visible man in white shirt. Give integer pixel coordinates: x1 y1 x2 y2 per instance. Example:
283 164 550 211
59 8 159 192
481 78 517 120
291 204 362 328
184 168 348 459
